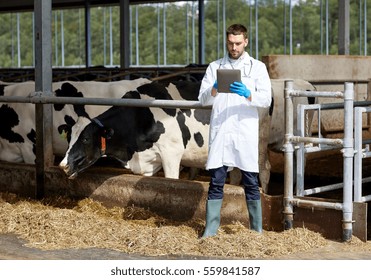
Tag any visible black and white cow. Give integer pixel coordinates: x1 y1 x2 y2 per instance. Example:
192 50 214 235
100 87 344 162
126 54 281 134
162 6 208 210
0 78 151 163
59 79 316 193
59 81 208 179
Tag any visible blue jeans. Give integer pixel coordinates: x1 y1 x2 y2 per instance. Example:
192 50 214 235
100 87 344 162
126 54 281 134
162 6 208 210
207 166 260 201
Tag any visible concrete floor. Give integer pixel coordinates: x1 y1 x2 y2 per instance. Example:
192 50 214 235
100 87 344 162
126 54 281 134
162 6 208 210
1 233 370 260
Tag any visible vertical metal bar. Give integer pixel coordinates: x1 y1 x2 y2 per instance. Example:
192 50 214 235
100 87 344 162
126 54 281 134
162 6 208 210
119 0 130 68
216 0 219 58
364 0 367 56
354 107 365 203
255 0 258 59
289 0 292 55
32 13 35 66
198 0 205 64
338 0 350 55
359 0 362 55
249 0 253 55
326 0 329 54
103 7 106 65
54 12 58 65
61 11 64 67
320 0 323 54
136 6 139 65
109 7 113 66
157 4 160 66
163 3 166 66
222 0 225 55
85 0 91 67
34 0 53 199
295 104 305 196
192 1 196 63
186 3 189 64
284 80 295 230
342 82 354 241
17 13 21 67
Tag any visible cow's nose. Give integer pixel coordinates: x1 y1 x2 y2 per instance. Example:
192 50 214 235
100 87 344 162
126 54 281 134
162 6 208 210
59 162 70 173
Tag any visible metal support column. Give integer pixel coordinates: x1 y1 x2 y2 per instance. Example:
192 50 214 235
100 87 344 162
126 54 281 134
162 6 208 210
342 82 354 241
338 0 350 55
198 0 205 64
34 0 53 199
84 0 91 67
283 80 295 229
120 0 130 68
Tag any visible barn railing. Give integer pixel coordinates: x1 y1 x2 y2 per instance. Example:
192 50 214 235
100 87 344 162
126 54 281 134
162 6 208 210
283 80 354 241
0 93 210 110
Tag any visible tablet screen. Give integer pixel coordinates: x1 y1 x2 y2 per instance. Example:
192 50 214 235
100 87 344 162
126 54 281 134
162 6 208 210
217 69 241 93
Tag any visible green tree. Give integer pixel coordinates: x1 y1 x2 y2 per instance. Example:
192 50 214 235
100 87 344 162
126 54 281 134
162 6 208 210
0 0 370 68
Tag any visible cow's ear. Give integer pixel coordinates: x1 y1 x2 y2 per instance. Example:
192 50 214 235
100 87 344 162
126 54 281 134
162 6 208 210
104 128 114 139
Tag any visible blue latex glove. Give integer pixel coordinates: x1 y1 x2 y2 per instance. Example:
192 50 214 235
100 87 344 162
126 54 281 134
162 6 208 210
230 81 251 98
213 81 218 90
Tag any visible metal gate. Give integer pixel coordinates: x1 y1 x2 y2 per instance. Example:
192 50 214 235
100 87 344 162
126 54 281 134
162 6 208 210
283 80 356 241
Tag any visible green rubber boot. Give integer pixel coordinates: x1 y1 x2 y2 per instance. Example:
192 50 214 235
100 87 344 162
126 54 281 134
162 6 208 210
202 199 223 238
247 200 263 233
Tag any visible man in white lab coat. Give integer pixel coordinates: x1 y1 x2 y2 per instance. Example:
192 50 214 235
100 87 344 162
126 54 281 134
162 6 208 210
198 24 271 237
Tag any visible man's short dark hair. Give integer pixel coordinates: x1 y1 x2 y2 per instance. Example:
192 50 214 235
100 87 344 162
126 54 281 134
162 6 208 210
226 24 248 39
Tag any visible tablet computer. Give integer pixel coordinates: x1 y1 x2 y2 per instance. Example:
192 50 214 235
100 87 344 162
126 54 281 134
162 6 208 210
217 69 241 93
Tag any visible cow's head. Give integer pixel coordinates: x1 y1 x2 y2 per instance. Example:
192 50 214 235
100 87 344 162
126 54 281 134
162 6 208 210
59 116 114 179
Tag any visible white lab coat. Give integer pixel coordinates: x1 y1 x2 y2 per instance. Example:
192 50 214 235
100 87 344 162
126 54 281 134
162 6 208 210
198 52 271 172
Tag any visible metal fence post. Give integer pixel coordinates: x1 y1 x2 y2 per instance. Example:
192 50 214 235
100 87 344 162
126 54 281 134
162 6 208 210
283 80 294 229
342 82 354 241
34 0 53 199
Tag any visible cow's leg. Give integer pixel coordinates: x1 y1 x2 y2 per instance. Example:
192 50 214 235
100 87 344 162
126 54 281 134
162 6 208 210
229 168 242 185
161 157 181 178
21 142 38 164
188 167 199 180
158 145 184 179
259 152 271 194
258 113 271 194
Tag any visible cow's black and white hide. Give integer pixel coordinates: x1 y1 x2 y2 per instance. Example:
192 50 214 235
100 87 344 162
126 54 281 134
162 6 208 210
0 78 151 163
59 81 209 179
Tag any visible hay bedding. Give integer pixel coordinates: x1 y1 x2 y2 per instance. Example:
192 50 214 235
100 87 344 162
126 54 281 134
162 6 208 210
0 192 368 259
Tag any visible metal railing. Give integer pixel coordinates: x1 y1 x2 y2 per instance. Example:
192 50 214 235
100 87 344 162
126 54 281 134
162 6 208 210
283 80 354 241
0 91 209 110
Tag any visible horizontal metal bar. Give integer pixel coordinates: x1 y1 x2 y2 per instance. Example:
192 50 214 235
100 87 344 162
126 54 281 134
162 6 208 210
309 79 370 85
360 194 371 203
297 101 371 111
292 198 343 211
303 182 344 196
359 176 371 184
0 94 212 110
290 136 343 146
304 145 341 153
288 89 344 98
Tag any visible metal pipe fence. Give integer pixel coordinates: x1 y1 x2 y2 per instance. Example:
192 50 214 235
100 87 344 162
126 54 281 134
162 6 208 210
283 80 354 241
0 93 211 110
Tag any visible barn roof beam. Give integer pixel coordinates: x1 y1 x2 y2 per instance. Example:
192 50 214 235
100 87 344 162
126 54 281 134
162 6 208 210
0 0 187 13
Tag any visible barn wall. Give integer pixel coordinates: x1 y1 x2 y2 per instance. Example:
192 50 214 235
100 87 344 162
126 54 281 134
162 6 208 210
263 55 371 137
